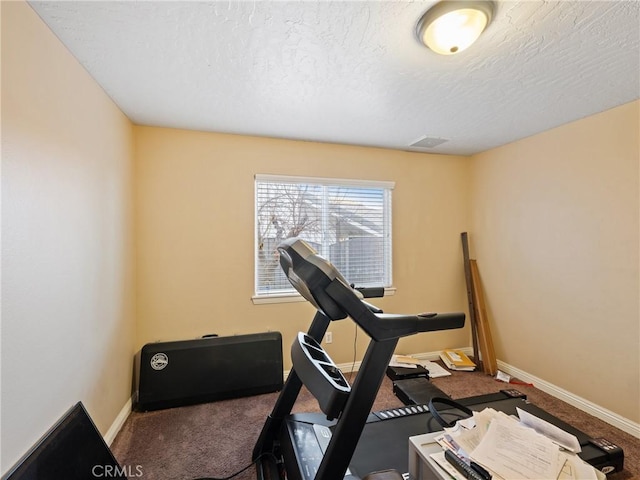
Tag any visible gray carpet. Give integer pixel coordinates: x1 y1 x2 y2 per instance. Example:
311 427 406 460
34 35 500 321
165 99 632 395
111 365 639 480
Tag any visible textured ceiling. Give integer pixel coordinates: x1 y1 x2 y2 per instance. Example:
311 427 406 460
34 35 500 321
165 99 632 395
29 1 640 155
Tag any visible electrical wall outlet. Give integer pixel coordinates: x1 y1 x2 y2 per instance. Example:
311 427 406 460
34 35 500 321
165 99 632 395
325 332 333 344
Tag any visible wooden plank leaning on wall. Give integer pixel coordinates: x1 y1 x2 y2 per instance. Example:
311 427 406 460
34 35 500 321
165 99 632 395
461 233 498 375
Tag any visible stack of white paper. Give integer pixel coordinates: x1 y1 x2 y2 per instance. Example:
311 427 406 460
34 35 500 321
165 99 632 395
435 408 605 480
389 355 452 378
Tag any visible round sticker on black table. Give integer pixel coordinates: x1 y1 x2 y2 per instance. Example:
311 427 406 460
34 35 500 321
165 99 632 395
150 353 168 370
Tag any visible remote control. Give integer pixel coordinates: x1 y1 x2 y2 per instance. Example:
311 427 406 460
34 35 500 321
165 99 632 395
500 388 527 399
444 449 490 480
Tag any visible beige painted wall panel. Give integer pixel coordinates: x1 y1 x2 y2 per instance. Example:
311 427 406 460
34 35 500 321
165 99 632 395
134 127 472 369
470 101 639 422
1 1 135 472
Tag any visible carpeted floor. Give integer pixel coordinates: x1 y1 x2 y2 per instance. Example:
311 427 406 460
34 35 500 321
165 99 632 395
111 365 639 480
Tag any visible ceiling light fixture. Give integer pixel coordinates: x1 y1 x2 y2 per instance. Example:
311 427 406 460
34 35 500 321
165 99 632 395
416 0 494 55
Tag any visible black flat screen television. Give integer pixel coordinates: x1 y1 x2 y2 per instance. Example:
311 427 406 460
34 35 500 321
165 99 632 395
2 402 127 480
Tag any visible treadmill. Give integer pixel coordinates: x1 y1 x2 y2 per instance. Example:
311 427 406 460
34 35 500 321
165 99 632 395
252 239 625 479
252 238 466 480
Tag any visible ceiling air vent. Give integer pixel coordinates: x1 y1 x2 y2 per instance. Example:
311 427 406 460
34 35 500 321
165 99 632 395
409 136 449 149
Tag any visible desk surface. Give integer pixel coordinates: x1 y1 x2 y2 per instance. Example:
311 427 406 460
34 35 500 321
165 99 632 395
408 432 450 480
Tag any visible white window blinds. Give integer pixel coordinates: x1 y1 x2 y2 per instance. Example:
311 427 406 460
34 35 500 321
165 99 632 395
255 174 393 297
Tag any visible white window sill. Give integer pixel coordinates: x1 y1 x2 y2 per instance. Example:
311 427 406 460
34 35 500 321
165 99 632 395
252 287 396 305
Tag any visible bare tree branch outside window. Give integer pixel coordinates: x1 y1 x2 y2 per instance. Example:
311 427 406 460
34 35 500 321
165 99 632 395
255 178 392 295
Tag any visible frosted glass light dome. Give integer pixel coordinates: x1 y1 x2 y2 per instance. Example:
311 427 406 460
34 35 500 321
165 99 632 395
417 1 494 55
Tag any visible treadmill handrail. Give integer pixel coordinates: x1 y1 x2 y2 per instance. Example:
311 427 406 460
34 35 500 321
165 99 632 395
277 237 465 339
325 278 465 341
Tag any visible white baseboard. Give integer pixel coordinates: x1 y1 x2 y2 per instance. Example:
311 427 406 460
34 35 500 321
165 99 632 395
496 360 640 439
285 346 639 439
104 396 133 446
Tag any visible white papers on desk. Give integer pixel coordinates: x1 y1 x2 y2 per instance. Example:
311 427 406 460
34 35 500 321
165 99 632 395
558 452 605 480
517 407 582 453
442 408 604 480
471 415 563 479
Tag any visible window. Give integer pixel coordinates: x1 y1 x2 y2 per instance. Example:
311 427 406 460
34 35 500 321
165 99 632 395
255 174 394 300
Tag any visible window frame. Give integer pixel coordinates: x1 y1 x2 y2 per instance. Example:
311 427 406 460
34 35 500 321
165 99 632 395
253 174 395 304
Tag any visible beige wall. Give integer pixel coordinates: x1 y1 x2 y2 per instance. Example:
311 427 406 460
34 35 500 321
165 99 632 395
470 101 639 422
134 127 472 368
1 1 135 472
